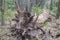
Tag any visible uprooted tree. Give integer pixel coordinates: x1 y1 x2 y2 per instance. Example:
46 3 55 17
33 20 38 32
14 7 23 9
10 1 60 40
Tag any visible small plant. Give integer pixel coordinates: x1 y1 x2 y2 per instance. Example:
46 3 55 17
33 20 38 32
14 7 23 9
32 3 43 15
50 6 57 17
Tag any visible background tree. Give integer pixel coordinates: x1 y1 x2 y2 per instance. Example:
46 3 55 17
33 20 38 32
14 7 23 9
0 0 2 10
56 0 60 19
1 0 5 26
39 0 45 9
50 0 53 10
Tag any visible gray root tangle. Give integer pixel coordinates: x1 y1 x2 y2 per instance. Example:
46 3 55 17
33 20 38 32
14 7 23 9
10 1 60 40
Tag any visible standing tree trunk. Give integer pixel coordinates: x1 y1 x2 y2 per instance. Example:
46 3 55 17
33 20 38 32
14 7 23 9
56 0 60 19
39 0 45 9
1 0 5 26
50 0 53 10
0 0 2 10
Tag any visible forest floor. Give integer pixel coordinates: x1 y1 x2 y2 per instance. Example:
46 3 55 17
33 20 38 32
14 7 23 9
0 26 11 40
0 25 18 40
0 25 60 40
